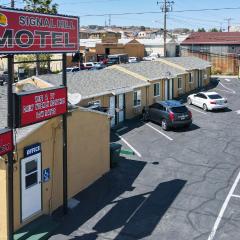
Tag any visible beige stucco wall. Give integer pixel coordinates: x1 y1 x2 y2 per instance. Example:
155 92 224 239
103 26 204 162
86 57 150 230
125 86 147 119
148 80 164 105
0 161 8 240
0 108 110 237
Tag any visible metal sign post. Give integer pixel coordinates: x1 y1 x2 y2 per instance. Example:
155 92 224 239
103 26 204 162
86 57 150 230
7 54 14 240
62 53 68 214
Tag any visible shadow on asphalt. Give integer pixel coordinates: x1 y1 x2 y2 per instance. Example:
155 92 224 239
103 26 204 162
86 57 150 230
51 156 186 239
95 179 186 239
210 107 232 113
171 123 200 133
51 156 146 237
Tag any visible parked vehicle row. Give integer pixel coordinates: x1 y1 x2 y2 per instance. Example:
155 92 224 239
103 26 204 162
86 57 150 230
143 91 228 131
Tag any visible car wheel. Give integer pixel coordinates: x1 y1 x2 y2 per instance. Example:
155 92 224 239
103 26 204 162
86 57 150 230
187 97 192 105
161 119 169 131
203 104 208 111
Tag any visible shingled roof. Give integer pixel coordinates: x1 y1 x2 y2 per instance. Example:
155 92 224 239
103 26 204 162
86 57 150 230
40 68 150 99
117 61 186 80
163 57 211 71
181 32 240 45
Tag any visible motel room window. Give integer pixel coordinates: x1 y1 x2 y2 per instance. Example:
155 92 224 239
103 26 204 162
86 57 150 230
178 77 182 89
189 72 193 83
133 90 141 107
153 83 160 97
154 83 161 97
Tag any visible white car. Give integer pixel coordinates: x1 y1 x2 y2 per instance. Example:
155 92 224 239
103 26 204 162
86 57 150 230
187 92 228 111
128 57 138 63
143 56 156 61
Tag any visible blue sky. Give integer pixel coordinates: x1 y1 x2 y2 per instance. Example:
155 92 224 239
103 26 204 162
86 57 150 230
4 0 240 30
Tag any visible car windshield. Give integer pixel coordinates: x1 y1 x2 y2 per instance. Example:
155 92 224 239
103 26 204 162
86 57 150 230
208 94 222 99
66 69 72 72
170 106 188 113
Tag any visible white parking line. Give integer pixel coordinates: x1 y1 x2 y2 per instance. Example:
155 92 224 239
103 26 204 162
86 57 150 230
116 126 128 133
115 133 142 158
207 170 240 240
231 194 240 199
219 81 236 94
216 89 233 94
187 106 207 115
235 110 240 115
224 78 231 82
145 123 173 141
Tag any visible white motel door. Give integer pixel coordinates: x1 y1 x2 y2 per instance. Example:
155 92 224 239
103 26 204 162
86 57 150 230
118 94 125 123
109 96 116 127
165 80 169 100
21 153 42 221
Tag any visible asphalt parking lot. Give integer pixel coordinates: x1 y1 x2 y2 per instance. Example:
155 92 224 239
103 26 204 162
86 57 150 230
50 77 240 240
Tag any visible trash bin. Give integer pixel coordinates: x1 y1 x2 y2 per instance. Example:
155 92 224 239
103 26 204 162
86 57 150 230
110 143 122 168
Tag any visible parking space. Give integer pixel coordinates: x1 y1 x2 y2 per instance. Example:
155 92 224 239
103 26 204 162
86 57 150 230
112 78 240 240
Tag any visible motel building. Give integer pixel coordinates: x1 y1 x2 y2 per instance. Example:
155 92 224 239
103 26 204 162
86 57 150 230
0 84 110 239
0 56 211 239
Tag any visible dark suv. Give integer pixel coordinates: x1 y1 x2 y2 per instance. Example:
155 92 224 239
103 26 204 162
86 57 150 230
144 100 192 130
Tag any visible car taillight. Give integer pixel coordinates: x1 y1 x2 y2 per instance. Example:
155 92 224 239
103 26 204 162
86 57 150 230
169 112 175 121
210 101 216 104
188 111 192 119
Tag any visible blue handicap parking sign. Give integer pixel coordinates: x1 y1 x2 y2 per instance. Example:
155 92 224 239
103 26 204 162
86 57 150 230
43 168 50 182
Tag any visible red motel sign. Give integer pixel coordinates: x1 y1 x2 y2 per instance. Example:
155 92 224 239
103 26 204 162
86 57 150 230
0 129 13 156
0 7 79 53
15 87 68 127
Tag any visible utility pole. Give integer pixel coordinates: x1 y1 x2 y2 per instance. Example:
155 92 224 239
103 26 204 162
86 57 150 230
157 0 174 57
108 14 111 27
225 18 233 32
8 1 15 239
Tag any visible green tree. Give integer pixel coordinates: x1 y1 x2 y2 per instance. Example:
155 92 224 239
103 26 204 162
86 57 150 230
23 0 58 75
23 0 58 14
197 28 206 32
209 28 219 32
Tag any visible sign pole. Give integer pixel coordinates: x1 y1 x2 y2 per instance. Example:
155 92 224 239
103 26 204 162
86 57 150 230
62 53 68 214
7 54 14 240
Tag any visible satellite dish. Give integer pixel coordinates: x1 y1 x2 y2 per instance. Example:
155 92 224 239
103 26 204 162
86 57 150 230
68 93 82 105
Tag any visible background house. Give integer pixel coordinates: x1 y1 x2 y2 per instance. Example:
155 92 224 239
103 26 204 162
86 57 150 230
181 32 240 75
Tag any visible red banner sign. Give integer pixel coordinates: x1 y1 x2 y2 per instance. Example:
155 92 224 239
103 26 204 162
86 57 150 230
0 129 13 156
15 87 67 127
0 7 79 53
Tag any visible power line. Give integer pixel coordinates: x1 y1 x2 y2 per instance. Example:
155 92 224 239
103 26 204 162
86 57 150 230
77 6 240 17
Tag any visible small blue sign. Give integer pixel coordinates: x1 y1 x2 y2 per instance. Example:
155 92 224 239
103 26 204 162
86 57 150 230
43 168 50 182
24 143 41 157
